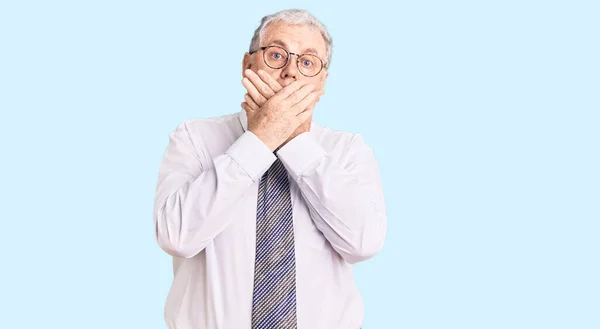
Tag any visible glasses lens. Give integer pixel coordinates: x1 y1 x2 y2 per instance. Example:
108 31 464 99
298 54 322 77
263 47 288 69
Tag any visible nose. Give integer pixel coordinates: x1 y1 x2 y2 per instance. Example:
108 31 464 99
280 56 300 80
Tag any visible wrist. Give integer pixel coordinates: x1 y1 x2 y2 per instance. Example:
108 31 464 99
249 128 280 152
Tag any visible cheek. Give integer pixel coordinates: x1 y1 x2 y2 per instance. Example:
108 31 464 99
256 63 278 77
268 71 280 81
311 77 325 90
252 58 269 71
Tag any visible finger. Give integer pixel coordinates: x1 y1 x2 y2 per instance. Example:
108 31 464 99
257 70 283 93
276 80 308 99
315 90 326 103
244 69 275 99
296 107 314 124
242 77 267 105
311 90 325 104
291 90 324 114
241 102 254 113
285 84 316 106
244 93 259 111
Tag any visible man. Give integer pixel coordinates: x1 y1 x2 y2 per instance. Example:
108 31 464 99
154 9 387 329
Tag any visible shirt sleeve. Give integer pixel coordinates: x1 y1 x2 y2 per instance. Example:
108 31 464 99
276 132 387 264
153 121 276 258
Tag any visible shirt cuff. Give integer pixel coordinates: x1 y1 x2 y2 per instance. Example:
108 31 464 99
226 131 277 182
276 132 327 182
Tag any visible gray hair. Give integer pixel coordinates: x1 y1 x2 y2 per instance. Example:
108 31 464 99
249 9 333 69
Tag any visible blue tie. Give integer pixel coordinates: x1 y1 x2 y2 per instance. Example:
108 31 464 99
251 158 297 329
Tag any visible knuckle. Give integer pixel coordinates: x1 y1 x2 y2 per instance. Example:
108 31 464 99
283 97 294 106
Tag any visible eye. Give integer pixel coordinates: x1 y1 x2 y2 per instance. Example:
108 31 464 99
302 59 313 67
271 53 283 60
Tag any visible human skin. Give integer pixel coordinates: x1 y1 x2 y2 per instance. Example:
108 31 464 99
241 22 329 151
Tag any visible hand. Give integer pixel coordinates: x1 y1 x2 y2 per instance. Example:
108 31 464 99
242 79 325 152
241 69 283 111
241 70 324 149
241 69 324 112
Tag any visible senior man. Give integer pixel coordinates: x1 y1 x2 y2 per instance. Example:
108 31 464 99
154 9 387 329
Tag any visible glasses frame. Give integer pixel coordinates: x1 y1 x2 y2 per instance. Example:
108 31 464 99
249 45 326 77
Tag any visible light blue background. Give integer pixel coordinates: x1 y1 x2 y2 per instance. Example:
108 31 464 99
1 0 598 328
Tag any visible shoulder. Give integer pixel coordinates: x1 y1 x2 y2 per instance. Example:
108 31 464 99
168 112 243 149
311 121 372 156
175 112 242 138
165 112 243 158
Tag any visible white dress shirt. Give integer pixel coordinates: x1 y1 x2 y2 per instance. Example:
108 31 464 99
154 109 387 329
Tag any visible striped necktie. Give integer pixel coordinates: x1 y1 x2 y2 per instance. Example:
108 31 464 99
251 158 297 329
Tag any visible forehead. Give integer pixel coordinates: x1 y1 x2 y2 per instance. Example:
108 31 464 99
261 22 327 56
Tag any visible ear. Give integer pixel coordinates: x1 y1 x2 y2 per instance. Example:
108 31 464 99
242 53 252 74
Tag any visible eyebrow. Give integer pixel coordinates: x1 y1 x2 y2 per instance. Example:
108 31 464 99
269 39 321 57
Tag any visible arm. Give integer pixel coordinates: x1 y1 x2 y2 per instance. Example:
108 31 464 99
277 132 387 264
153 121 276 258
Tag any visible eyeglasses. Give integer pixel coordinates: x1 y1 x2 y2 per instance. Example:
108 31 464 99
249 45 326 77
